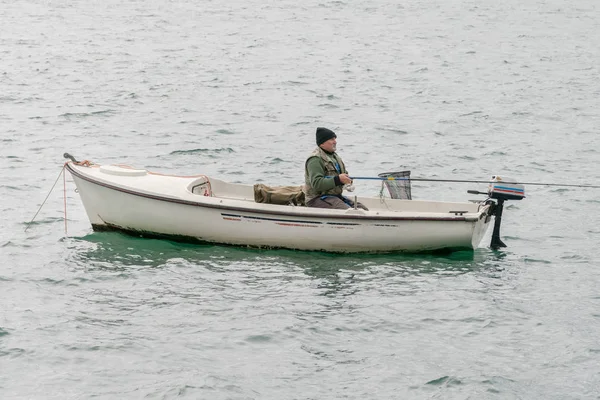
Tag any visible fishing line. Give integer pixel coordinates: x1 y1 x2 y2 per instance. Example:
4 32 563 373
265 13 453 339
25 165 66 232
350 176 600 189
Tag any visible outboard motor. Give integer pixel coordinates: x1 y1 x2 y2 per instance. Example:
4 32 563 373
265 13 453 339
488 176 525 249
470 176 525 249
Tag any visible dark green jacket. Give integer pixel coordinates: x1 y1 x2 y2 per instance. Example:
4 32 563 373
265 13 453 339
303 147 347 204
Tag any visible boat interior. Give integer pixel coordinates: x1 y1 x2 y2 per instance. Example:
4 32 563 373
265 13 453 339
186 176 486 215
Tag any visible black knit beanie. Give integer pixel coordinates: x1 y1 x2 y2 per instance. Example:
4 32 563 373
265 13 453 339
316 127 337 146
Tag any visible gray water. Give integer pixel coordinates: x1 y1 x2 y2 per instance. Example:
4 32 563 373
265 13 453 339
2 0 600 398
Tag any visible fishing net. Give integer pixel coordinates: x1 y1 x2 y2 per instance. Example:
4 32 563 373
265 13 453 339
378 171 412 200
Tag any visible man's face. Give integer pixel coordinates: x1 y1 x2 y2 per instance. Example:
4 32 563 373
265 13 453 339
319 137 337 153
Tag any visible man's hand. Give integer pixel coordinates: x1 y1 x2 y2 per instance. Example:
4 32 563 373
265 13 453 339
338 173 352 185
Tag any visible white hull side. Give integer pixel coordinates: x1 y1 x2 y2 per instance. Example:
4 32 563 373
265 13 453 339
71 172 491 253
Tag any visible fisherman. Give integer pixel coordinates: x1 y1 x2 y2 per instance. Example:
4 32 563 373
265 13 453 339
303 127 368 210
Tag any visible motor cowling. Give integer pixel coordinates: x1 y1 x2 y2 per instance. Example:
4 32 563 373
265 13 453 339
488 176 525 201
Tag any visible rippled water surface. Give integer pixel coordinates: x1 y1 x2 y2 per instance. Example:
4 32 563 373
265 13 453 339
1 0 599 399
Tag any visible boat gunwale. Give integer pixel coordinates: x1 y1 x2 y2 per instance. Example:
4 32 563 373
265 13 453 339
66 163 487 223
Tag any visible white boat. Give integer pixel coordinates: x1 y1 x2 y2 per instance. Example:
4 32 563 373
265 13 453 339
64 154 523 253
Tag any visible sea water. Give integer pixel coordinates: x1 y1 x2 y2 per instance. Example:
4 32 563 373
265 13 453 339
1 0 599 398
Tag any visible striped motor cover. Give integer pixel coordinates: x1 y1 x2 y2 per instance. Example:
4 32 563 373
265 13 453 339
489 176 525 200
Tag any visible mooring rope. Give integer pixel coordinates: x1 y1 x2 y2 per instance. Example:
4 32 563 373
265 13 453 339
63 163 68 235
25 164 66 233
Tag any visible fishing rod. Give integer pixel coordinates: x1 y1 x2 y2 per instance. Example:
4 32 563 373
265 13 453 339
349 176 600 189
350 174 598 249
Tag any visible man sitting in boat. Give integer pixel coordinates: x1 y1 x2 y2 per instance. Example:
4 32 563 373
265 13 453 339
303 127 368 210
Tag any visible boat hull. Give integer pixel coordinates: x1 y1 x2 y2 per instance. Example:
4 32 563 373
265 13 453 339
67 163 493 253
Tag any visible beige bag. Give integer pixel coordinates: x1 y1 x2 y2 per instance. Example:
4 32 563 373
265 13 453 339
253 184 305 206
